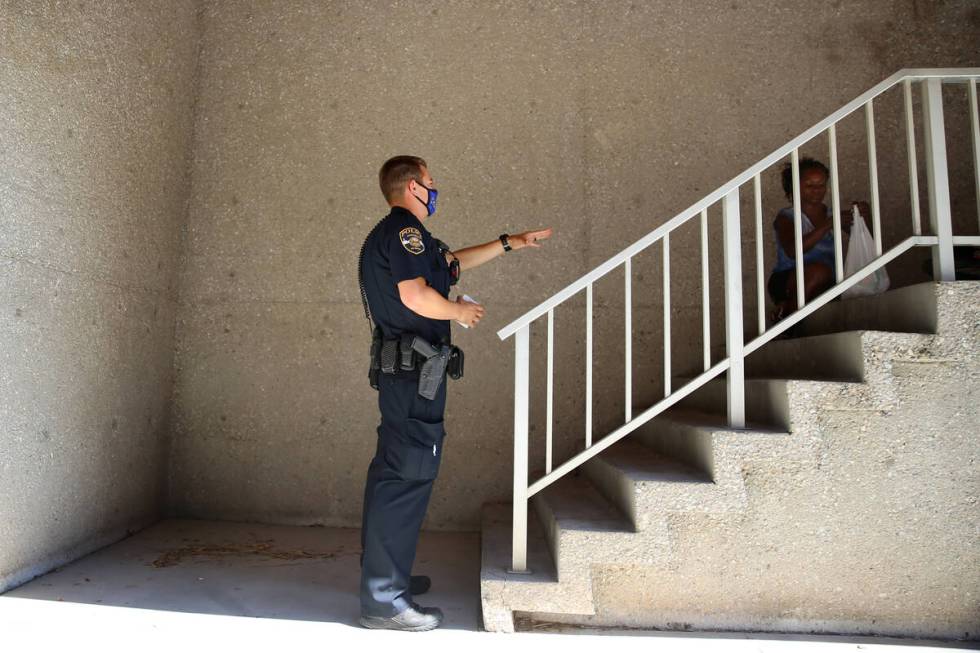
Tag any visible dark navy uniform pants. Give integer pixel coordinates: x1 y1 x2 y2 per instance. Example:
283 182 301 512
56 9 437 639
360 372 447 617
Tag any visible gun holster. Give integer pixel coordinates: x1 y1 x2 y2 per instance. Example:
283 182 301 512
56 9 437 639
409 337 448 401
369 329 464 397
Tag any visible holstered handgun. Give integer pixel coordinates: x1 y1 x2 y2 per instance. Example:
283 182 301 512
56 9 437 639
410 337 450 401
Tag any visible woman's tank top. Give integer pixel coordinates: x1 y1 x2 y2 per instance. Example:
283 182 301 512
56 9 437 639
772 206 837 273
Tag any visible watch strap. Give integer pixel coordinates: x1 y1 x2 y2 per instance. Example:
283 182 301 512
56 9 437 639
499 233 512 252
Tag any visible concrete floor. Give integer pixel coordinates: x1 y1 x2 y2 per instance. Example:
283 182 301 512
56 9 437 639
0 520 973 653
0 519 480 628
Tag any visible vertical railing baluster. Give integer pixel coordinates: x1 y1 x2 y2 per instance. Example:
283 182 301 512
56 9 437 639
828 123 844 282
510 324 530 574
904 79 922 236
723 189 745 429
969 78 980 231
663 234 671 397
866 100 882 256
624 260 632 423
701 208 710 371
585 283 593 448
546 309 554 474
791 149 804 308
753 174 765 334
922 78 955 281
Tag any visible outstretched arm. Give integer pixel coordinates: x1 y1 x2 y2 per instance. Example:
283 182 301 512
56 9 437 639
451 228 553 271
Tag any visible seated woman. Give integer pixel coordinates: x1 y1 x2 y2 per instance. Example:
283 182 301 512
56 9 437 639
768 157 869 321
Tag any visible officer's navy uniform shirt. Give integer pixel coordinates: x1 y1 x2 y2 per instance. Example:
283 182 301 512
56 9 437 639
362 206 452 347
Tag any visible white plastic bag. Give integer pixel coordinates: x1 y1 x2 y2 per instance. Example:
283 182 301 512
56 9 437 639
842 205 889 298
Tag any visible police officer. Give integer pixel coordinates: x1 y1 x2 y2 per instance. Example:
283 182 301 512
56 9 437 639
357 155 551 631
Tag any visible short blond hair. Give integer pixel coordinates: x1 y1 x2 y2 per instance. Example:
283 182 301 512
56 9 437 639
379 155 427 203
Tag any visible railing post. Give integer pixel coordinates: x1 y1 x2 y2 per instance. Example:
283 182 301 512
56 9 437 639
722 188 745 429
546 309 554 474
791 149 805 308
969 78 980 232
585 283 593 448
701 208 711 371
753 174 766 334
663 234 671 397
828 123 844 282
510 324 531 574
624 261 632 422
903 79 922 236
865 100 883 256
921 77 955 281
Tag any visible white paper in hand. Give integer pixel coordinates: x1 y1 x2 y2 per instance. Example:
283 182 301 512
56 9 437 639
456 294 478 328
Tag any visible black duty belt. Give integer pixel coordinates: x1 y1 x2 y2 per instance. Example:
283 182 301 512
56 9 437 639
369 327 464 399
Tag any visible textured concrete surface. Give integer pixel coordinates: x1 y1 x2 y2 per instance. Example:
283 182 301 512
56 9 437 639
169 0 980 531
483 282 980 639
1 519 480 629
0 2 200 592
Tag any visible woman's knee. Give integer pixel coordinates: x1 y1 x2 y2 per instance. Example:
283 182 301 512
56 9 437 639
802 262 834 298
804 262 833 284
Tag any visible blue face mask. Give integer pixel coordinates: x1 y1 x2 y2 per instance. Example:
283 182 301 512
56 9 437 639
412 181 438 216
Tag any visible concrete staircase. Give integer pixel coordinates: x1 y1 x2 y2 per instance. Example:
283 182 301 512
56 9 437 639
480 281 979 637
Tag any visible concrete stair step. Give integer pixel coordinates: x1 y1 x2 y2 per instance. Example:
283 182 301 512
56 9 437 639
481 503 556 582
746 327 938 384
533 472 667 573
534 472 633 533
796 281 937 337
594 438 711 484
678 319 933 431
677 374 893 433
745 330 866 381
480 503 594 633
672 377 793 430
653 407 787 434
583 438 728 529
641 408 815 478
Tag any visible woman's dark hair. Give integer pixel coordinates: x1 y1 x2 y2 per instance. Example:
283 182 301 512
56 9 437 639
781 157 829 200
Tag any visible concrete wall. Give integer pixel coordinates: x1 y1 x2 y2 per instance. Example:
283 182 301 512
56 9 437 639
0 1 201 592
168 0 980 531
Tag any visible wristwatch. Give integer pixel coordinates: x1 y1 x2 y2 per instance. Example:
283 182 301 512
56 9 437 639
499 233 512 252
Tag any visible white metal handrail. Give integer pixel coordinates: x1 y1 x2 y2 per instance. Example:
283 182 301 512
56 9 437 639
498 68 980 574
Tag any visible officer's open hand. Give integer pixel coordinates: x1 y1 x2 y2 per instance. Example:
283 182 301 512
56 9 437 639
512 228 553 249
456 296 485 328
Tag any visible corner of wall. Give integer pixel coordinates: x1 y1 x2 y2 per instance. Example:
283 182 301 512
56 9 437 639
162 0 210 519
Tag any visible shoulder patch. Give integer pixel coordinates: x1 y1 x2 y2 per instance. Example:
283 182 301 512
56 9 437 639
399 227 425 255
